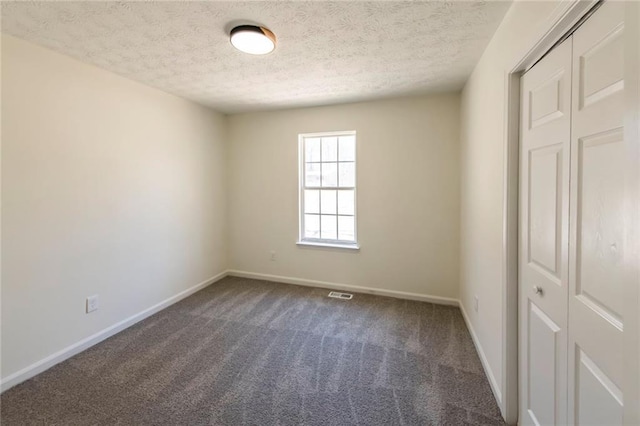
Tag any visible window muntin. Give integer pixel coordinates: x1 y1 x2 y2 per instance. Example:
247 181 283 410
299 131 357 247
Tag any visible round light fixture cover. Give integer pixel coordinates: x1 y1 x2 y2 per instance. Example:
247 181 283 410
230 25 276 55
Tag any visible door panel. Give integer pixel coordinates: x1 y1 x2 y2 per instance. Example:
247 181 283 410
530 74 565 128
568 2 625 424
577 18 624 109
576 129 625 329
519 37 572 426
527 302 561 426
528 145 562 277
576 348 623 425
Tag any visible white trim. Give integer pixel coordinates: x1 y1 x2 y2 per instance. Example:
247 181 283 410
227 270 459 306
0 270 228 393
296 241 360 250
459 301 503 406
501 70 521 425
298 130 356 138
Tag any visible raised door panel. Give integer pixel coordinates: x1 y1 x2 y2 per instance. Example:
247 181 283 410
527 302 561 426
528 145 563 279
575 348 623 425
530 74 565 129
575 129 625 331
578 21 624 109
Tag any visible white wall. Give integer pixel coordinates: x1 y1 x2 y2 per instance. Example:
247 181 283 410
227 95 461 300
1 35 228 381
459 0 565 408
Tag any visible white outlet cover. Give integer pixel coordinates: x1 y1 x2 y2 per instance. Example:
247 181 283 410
86 295 99 313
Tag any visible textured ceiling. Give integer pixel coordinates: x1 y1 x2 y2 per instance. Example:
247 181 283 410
1 1 511 114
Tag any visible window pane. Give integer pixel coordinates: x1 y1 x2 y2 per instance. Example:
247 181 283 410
300 132 357 245
337 190 355 215
321 162 337 187
305 163 320 186
339 136 355 161
305 214 320 239
321 137 338 162
305 190 319 214
320 190 337 214
305 138 321 162
338 162 355 187
321 215 337 240
338 216 355 241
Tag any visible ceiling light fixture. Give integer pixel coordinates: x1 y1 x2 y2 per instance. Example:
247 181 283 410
230 25 276 55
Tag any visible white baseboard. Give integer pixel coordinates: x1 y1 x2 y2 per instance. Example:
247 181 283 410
227 269 459 306
0 270 228 393
459 301 503 410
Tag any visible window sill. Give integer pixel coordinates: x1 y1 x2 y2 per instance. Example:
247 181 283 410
296 241 360 251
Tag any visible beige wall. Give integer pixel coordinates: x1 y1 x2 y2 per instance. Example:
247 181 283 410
1 35 228 380
227 95 461 299
459 0 564 407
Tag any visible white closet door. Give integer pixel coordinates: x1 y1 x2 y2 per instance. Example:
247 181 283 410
519 38 572 426
568 2 626 424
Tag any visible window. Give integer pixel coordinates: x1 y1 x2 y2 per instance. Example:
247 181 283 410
298 131 358 248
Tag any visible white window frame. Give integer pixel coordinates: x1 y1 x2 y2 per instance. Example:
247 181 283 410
297 130 359 250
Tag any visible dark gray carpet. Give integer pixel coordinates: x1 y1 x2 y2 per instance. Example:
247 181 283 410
1 276 504 425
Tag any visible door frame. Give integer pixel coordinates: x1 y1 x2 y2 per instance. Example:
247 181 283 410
499 0 631 423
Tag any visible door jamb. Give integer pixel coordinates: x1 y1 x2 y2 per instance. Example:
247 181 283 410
500 1 597 423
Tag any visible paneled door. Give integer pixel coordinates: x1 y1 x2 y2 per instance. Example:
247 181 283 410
519 38 572 426
567 2 626 424
519 2 630 425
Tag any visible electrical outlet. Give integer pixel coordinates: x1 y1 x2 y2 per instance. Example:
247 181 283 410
270 250 276 261
474 295 479 313
86 295 99 313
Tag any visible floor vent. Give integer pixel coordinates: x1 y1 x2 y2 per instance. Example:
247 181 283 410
328 291 353 300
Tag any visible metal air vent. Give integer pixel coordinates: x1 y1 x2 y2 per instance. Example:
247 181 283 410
328 291 353 300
